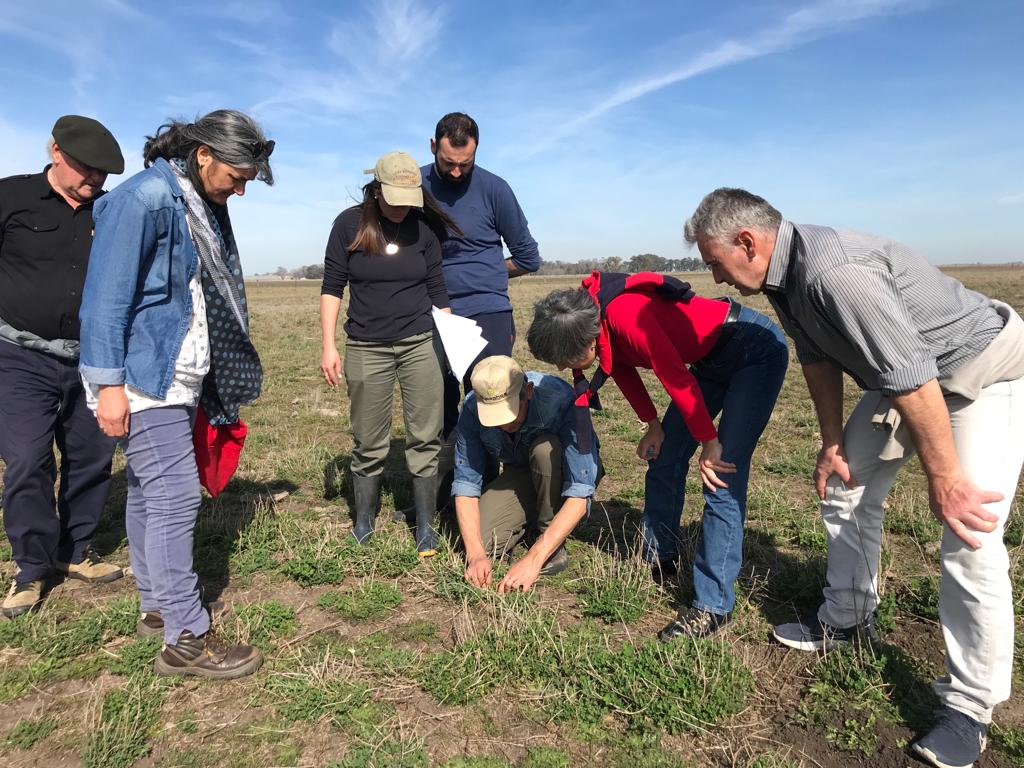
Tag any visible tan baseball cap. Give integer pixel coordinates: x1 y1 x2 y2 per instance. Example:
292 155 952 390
364 151 423 207
471 356 525 427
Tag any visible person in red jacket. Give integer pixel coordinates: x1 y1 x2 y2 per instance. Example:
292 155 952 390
528 272 788 638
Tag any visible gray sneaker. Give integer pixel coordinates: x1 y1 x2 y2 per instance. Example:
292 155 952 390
772 612 877 651
912 707 987 768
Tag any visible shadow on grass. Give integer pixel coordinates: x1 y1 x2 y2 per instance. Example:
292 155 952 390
192 477 297 601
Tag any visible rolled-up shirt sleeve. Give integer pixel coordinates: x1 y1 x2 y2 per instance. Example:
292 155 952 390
812 265 939 393
452 399 488 498
556 395 599 498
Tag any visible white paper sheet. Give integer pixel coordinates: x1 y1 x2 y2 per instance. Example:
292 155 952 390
431 307 488 382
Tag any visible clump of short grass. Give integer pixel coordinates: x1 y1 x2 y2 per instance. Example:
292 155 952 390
81 674 166 768
992 723 1024 763
318 582 402 621
330 738 429 768
108 635 163 676
523 747 570 767
440 758 509 768
347 531 421 578
230 501 282 576
0 654 106 703
0 595 139 661
225 599 297 651
354 631 421 677
391 619 438 643
264 649 371 728
420 597 753 733
3 715 58 750
281 538 349 586
796 643 900 755
570 545 659 624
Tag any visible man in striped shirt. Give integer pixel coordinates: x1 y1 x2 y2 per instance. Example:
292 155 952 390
684 187 1024 768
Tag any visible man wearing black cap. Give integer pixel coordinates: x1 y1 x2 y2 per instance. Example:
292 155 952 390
0 115 126 617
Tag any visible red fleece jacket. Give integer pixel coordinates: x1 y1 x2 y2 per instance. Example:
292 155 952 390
585 278 729 441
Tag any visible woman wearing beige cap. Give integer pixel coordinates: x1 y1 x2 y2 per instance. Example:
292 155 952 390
320 151 461 555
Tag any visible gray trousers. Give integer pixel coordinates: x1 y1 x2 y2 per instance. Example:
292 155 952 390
344 330 444 477
450 434 563 557
123 405 209 645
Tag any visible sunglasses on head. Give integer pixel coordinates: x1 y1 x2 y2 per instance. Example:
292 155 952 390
250 139 275 161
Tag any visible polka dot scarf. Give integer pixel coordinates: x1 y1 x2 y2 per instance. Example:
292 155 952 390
171 159 263 425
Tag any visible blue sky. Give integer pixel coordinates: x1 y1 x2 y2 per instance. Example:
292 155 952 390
1 0 1022 273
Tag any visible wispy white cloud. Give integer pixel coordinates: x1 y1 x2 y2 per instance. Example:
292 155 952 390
251 0 445 120
0 1 151 111
519 0 929 157
997 193 1024 206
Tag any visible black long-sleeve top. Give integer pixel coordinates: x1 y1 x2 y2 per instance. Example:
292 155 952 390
322 206 450 343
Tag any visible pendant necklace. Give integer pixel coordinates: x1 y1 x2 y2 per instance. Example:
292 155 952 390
382 218 401 255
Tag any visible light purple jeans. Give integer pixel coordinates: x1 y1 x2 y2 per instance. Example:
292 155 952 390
122 405 209 645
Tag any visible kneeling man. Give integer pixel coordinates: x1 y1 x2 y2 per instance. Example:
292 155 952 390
451 356 601 592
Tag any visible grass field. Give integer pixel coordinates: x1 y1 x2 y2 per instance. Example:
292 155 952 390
1 266 1023 767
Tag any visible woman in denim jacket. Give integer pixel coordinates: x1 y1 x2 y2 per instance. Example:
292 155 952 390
79 110 273 680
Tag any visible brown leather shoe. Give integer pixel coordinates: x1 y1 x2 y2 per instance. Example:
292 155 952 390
136 600 227 638
56 552 123 583
154 630 263 680
2 579 44 618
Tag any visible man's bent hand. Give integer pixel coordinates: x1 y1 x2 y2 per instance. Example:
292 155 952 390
464 555 493 588
497 554 541 593
814 442 856 500
929 474 1001 550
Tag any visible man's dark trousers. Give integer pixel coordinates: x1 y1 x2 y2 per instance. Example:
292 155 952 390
442 310 516 437
440 310 515 501
0 341 116 584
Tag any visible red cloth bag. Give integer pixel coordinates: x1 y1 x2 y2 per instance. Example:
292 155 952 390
192 407 247 497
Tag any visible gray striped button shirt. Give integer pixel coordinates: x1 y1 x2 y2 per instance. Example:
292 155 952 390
764 220 1003 395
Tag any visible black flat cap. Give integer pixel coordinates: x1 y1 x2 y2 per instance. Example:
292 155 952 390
52 115 125 174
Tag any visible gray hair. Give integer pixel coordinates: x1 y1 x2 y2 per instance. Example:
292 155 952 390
143 109 274 186
683 187 781 245
528 288 601 367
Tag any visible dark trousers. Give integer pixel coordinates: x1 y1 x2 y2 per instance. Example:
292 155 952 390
440 310 515 504
442 310 516 438
0 341 116 583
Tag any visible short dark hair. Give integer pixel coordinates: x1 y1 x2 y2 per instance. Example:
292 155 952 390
435 112 479 148
528 288 601 367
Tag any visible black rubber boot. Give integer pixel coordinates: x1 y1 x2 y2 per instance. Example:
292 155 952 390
413 474 439 557
351 474 381 544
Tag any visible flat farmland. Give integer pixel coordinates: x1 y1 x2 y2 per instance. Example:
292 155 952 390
1 266 1023 767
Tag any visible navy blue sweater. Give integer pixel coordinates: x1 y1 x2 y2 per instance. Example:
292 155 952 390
421 163 540 317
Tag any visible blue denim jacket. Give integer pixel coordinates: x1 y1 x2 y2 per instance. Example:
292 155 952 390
453 372 601 499
79 159 198 398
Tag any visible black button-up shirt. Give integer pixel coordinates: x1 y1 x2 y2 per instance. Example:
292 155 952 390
0 167 101 341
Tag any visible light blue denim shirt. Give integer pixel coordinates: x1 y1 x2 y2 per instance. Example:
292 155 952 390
453 372 600 499
79 159 199 399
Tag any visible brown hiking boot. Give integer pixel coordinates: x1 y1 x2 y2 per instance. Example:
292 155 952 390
136 599 227 638
2 579 44 618
154 630 263 679
56 551 123 584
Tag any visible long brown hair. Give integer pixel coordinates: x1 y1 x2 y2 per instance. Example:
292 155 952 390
348 180 463 256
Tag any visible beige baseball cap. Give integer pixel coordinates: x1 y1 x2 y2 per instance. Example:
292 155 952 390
364 151 423 207
471 356 526 427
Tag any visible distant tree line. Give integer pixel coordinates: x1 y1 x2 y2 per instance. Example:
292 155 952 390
536 253 709 276
270 253 707 280
273 264 325 280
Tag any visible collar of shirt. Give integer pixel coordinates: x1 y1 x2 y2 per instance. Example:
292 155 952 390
765 219 795 291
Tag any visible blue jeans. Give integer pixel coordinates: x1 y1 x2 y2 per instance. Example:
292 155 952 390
643 305 788 614
122 405 210 645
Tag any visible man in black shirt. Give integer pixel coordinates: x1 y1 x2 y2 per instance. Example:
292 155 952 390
0 115 125 617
